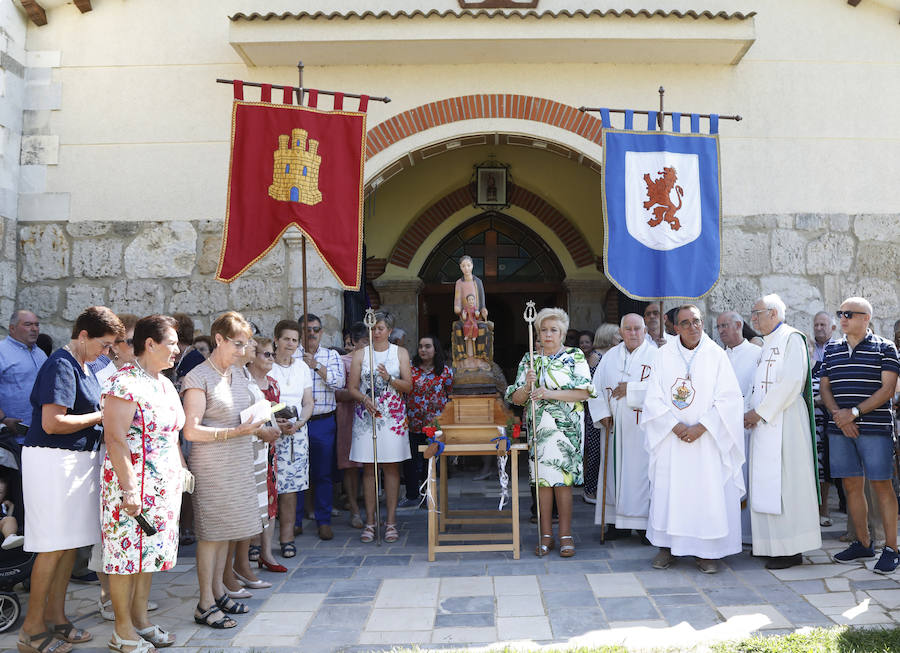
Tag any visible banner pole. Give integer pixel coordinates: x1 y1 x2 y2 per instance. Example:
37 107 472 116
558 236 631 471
658 86 665 130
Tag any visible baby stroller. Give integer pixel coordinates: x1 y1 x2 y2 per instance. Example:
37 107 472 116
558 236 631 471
0 427 35 632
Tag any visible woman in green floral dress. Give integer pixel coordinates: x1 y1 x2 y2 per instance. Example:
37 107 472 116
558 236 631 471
506 307 595 558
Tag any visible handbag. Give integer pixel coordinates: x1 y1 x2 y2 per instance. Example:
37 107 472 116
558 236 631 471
182 467 195 494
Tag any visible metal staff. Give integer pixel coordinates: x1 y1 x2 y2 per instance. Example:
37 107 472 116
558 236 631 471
523 301 541 551
363 308 382 546
600 419 612 544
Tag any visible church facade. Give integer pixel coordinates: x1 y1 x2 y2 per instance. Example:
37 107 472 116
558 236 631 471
1 0 898 364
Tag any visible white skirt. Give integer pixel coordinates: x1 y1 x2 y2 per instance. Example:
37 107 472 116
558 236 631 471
22 447 102 552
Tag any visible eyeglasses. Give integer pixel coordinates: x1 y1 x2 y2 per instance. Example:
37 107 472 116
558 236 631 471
750 309 770 317
306 326 322 333
258 351 275 359
226 337 248 349
678 319 702 329
836 310 867 319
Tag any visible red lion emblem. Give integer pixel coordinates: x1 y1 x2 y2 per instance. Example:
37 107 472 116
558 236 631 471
643 166 684 231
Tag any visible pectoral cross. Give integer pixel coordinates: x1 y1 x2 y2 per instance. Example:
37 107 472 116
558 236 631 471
633 408 642 424
761 347 780 392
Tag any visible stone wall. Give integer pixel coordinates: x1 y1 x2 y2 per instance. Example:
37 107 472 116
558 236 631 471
706 213 900 338
15 220 345 347
11 213 900 348
0 0 27 333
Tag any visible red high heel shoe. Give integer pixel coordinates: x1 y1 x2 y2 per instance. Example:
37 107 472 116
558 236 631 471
258 558 288 573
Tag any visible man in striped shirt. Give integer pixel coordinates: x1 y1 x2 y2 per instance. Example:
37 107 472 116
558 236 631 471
820 297 900 573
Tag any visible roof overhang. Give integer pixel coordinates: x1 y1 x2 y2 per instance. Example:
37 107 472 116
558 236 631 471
228 9 757 67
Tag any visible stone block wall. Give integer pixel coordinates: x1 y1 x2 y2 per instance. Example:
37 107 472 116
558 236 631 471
0 0 27 330
9 212 900 348
14 220 345 348
706 213 900 338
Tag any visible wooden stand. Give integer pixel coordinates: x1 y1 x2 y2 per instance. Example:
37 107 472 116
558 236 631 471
419 393 522 561
419 442 526 561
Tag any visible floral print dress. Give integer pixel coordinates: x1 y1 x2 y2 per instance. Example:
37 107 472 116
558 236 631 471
100 363 185 574
506 347 595 487
350 344 410 463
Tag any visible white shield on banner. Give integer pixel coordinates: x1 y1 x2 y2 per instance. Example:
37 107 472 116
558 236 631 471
624 151 701 251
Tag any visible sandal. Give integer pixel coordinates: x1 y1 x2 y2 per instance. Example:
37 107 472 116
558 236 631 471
360 523 376 543
535 534 554 557
107 631 153 653
248 544 261 562
279 541 296 558
50 623 92 644
384 523 399 543
193 604 236 629
215 593 249 615
17 631 73 653
559 535 576 558
349 514 364 529
136 624 174 648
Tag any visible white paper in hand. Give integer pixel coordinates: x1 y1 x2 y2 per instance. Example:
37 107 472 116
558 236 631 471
240 399 272 425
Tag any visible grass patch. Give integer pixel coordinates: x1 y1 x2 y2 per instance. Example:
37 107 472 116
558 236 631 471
711 625 900 653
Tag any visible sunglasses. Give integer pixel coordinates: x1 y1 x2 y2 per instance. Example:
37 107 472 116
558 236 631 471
306 326 322 333
114 338 134 347
836 310 866 319
258 351 275 359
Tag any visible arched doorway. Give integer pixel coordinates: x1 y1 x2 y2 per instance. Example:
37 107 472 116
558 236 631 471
418 212 566 382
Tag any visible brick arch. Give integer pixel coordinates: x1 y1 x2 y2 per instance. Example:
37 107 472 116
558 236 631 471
366 94 604 159
389 184 594 269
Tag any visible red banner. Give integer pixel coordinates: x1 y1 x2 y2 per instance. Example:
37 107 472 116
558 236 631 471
217 100 366 289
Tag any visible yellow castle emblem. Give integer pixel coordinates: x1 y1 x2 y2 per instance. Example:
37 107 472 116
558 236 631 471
268 128 323 205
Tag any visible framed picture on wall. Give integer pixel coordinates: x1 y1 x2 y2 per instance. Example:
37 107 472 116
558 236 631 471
475 166 508 207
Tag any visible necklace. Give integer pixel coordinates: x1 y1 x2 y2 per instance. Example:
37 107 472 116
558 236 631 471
132 358 159 381
676 340 700 379
207 357 229 377
63 343 85 367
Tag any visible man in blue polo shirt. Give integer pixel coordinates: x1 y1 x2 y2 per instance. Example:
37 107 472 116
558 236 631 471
0 310 48 444
820 296 900 573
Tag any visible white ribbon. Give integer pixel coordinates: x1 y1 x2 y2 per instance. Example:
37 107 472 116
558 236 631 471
497 454 509 511
418 457 439 513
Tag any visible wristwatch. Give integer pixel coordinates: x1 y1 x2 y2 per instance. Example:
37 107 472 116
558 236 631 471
851 406 860 420
314 362 322 372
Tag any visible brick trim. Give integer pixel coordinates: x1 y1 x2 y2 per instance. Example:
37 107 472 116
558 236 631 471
366 94 603 159
389 184 593 269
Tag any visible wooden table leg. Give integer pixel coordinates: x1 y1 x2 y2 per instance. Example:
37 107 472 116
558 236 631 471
439 454 448 533
511 449 520 560
427 458 436 562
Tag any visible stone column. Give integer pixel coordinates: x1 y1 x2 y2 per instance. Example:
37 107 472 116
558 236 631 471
0 1 28 333
564 278 611 332
283 229 345 348
372 278 423 350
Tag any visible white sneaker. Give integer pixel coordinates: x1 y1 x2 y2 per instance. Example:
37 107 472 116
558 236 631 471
1 534 24 549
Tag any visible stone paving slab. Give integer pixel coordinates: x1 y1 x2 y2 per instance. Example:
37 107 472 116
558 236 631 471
2 469 900 652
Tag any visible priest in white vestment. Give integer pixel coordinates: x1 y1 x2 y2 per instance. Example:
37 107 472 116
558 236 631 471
744 294 821 569
643 305 745 574
589 314 656 534
717 311 762 545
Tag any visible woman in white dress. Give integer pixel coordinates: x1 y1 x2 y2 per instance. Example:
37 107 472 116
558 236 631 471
266 320 313 558
349 312 412 543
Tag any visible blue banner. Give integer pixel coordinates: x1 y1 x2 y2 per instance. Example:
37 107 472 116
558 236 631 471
601 128 722 300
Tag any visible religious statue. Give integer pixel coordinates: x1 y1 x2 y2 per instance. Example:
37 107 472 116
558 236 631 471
452 256 493 375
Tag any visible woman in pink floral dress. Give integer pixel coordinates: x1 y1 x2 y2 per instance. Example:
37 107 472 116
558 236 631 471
349 312 412 544
101 315 186 651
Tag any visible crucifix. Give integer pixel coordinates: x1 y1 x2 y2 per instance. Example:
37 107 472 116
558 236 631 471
761 347 780 392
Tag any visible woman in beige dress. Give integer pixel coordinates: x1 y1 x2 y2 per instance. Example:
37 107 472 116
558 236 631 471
182 312 278 629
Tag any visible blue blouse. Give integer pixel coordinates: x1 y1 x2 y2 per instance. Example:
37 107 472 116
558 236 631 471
26 349 102 452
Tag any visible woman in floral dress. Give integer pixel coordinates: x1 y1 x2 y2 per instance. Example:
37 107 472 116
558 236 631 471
101 315 185 650
507 308 595 559
349 312 412 544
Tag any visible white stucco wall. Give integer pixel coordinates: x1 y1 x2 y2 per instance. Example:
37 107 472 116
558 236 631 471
12 0 900 223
